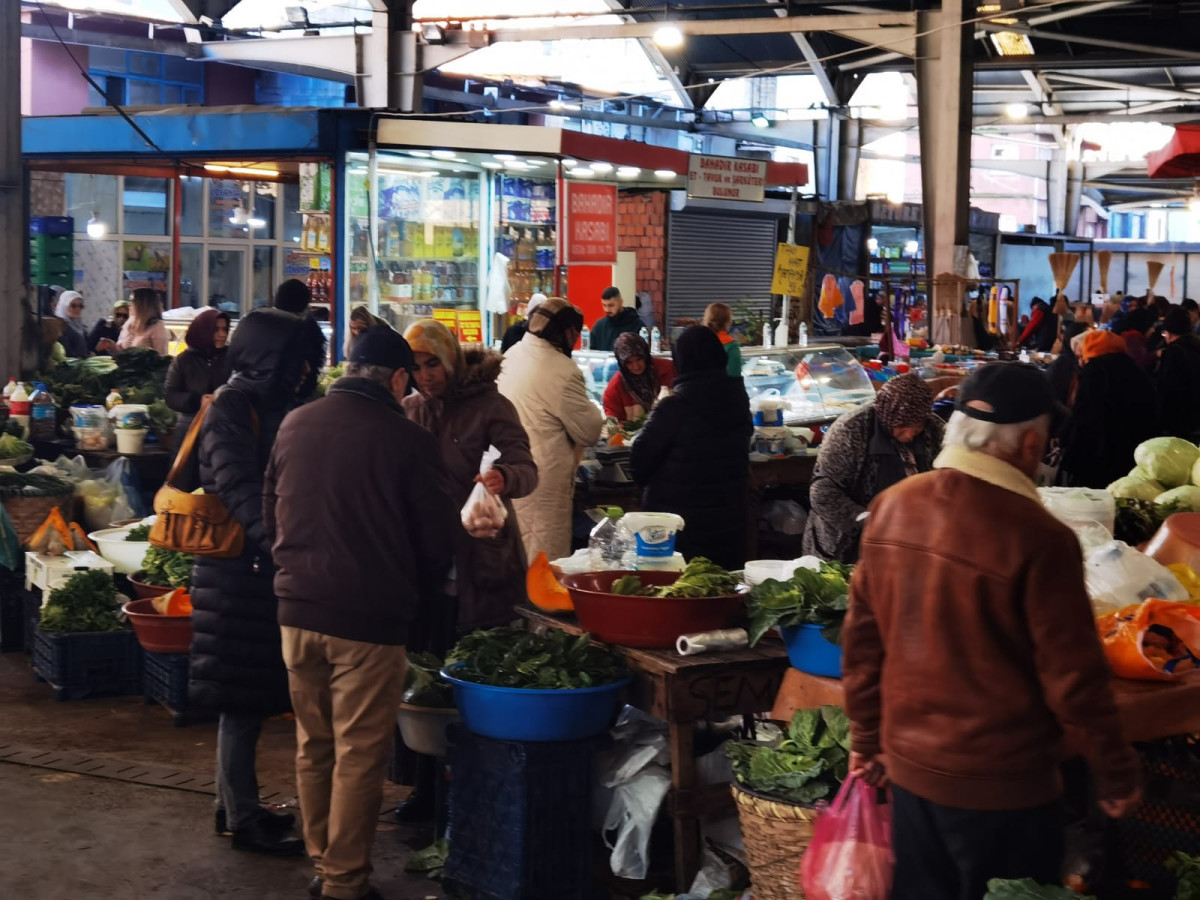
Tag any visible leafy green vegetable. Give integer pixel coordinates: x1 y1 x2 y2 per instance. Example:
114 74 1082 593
746 561 852 646
0 433 32 459
36 347 171 411
983 879 1094 900
1167 851 1200 900
611 574 647 596
404 837 448 880
38 569 124 633
447 626 628 690
1115 497 1185 546
139 545 194 588
403 651 455 708
1135 437 1200 488
0 471 73 498
147 400 177 439
124 525 151 542
315 364 344 398
724 706 850 804
608 558 741 599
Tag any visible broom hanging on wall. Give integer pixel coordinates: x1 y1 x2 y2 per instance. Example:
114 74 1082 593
1049 252 1080 316
1097 249 1113 296
1147 260 1164 299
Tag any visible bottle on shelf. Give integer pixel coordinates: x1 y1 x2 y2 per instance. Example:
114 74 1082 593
763 320 774 349
29 382 55 441
8 382 31 438
799 322 809 347
650 326 661 355
580 325 591 351
639 327 649 342
589 507 630 568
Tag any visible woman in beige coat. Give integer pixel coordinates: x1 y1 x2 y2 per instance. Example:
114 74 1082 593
497 298 603 563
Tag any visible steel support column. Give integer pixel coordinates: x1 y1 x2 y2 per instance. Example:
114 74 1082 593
915 2 972 282
839 117 862 202
1048 150 1067 234
1 0 23 379
814 116 840 202
1065 160 1084 238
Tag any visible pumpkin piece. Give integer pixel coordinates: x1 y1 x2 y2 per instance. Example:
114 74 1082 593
68 523 97 552
28 507 72 555
526 551 573 613
152 588 193 616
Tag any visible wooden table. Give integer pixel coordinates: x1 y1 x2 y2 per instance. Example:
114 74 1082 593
516 606 791 890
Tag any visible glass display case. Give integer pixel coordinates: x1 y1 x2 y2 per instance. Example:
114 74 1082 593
741 344 874 426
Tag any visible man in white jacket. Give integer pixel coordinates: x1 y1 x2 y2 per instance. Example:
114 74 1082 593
498 297 604 562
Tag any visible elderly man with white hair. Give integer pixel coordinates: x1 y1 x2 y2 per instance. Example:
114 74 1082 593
842 362 1141 900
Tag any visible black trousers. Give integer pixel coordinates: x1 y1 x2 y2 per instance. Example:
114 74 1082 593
890 784 1065 900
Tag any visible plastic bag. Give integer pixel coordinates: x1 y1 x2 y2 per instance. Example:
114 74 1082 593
1085 541 1188 615
76 461 136 533
598 707 672 880
460 445 507 535
800 776 894 900
761 499 808 536
1096 598 1200 681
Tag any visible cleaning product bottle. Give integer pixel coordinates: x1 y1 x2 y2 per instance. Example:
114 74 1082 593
580 324 591 351
8 382 30 438
29 382 56 441
775 319 788 348
763 320 774 349
650 326 661 355
588 507 630 567
639 326 649 343
799 323 809 348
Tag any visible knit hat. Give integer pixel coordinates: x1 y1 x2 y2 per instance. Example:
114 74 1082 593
274 278 311 314
349 326 415 373
1164 307 1193 337
672 325 727 376
1080 330 1127 360
404 318 464 376
874 373 933 430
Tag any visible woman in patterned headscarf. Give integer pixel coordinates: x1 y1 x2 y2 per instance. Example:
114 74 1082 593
802 373 944 564
602 332 676 420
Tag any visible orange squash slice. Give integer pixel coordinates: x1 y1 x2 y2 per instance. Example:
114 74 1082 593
526 551 573 613
28 507 72 555
152 588 193 616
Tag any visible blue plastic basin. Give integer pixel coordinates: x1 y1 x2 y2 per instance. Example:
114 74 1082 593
441 666 631 743
781 624 843 678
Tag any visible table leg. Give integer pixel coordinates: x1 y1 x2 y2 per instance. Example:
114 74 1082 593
670 721 701 890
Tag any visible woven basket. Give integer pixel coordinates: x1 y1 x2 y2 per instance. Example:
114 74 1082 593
2 490 75 544
732 783 817 900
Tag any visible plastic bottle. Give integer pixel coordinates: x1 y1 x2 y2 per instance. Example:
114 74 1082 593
29 382 56 441
588 507 630 568
580 325 591 351
775 320 788 348
639 326 649 343
2 378 16 402
8 383 30 438
798 323 809 348
763 320 774 349
105 388 123 411
650 326 661 355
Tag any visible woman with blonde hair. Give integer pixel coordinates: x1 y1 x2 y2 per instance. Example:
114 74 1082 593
703 302 742 378
343 305 389 357
110 288 169 355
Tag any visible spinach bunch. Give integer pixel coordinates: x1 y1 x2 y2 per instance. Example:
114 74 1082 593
745 561 852 646
403 651 455 708
725 706 850 805
124 524 151 542
1116 498 1186 547
610 557 740 599
39 569 124 634
447 627 627 690
140 545 194 588
984 880 1094 900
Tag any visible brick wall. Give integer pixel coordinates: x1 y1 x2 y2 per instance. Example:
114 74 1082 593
617 191 668 327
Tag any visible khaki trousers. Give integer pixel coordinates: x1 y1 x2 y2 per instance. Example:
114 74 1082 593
281 626 407 900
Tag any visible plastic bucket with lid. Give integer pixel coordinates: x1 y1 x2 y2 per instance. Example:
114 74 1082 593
110 404 150 430
620 512 684 562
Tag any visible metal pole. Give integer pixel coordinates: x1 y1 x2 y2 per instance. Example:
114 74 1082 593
780 185 798 343
0 0 24 378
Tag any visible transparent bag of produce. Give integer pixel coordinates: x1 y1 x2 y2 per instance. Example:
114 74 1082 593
1085 541 1188 615
460 444 507 536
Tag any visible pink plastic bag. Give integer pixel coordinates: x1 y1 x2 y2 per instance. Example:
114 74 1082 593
800 776 894 900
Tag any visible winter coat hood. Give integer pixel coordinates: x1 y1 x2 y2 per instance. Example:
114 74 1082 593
227 308 309 405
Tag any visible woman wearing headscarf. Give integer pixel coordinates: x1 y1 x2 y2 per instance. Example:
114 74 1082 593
602 332 676 421
802 374 944 564
630 326 753 569
165 308 233 435
395 318 538 820
343 305 389 358
1058 331 1157 488
113 288 169 355
54 290 90 358
497 297 604 563
88 300 129 356
188 308 313 858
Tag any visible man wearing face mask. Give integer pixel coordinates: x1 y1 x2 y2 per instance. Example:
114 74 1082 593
842 363 1141 900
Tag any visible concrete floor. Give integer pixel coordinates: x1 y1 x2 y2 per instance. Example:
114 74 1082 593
0 652 445 900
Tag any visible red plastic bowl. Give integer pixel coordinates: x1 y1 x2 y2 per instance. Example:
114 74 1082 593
560 570 747 648
128 573 171 600
122 597 193 654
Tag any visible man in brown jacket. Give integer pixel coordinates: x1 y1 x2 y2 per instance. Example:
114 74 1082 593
843 363 1141 900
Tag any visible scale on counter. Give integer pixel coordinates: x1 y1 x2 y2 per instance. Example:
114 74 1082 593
594 445 634 484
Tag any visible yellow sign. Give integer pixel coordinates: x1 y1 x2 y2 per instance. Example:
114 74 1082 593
771 243 810 296
458 310 483 345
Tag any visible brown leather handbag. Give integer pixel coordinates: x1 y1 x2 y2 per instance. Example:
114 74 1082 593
149 394 251 558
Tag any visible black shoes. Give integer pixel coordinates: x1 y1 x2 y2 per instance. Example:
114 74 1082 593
392 791 434 824
215 806 297 837
231 817 306 857
308 876 323 898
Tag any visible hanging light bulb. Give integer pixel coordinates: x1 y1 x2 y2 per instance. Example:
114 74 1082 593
86 212 107 239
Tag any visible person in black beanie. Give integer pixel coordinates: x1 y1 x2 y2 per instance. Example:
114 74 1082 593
273 279 326 400
274 278 312 315
630 326 753 569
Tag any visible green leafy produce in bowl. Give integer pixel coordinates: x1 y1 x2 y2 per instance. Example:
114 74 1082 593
124 524 151 542
610 557 740 598
139 545 194 588
446 626 627 690
745 560 852 646
0 432 32 459
725 706 850 805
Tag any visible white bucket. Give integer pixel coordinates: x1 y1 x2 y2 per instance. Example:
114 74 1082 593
110 404 150 430
621 512 684 562
116 428 148 455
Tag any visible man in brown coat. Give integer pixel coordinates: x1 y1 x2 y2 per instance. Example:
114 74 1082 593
843 363 1141 900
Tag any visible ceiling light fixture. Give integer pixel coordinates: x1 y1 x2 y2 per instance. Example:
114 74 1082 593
990 31 1034 56
617 166 641 179
408 150 432 158
655 169 677 180
85 212 107 239
481 160 503 169
653 24 684 49
570 168 595 178
590 161 614 174
1004 102 1029 120
204 164 279 179
750 111 771 129
905 240 920 257
561 159 578 168
229 206 250 226
494 153 517 161
430 150 457 159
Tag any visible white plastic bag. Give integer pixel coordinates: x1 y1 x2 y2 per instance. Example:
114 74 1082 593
599 707 672 880
1086 540 1189 615
460 445 507 535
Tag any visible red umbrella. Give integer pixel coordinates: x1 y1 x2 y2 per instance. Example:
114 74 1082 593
1146 124 1200 179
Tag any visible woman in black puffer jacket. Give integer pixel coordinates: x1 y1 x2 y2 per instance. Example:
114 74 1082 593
630 326 754 570
187 308 310 858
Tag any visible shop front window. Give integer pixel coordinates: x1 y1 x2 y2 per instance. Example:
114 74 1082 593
251 247 275 310
283 182 303 245
180 175 205 237
123 176 169 235
65 173 119 237
179 243 202 308
208 179 249 239
208 249 244 314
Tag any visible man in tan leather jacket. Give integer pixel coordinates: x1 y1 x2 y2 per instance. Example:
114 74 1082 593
843 362 1141 900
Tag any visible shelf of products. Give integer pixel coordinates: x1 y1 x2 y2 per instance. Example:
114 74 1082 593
496 175 557 303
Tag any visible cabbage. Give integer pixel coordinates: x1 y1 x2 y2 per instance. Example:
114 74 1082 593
1156 485 1200 511
1108 475 1165 502
1192 456 1200 487
1134 438 1200 488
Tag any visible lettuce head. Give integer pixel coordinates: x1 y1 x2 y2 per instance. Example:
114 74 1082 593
1156 485 1200 512
1134 438 1200 489
1108 474 1165 502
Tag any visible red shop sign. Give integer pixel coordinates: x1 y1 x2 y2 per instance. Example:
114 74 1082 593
564 182 618 265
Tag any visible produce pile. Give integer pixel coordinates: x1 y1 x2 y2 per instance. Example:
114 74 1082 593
39 569 124 633
139 545 193 588
0 471 74 500
1110 437 1200 512
984 881 1093 900
403 651 455 708
610 557 740 598
745 560 852 646
36 350 177 438
124 524 151 542
725 706 851 804
0 433 32 460
446 626 627 689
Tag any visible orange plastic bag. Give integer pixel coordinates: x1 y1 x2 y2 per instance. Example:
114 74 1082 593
800 776 894 900
1096 599 1200 681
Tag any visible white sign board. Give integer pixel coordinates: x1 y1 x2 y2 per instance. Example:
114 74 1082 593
686 154 767 203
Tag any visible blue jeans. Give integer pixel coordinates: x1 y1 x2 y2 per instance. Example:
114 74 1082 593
216 711 265 831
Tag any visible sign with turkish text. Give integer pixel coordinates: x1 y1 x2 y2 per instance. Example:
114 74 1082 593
565 182 618 265
457 309 483 344
770 243 811 296
433 308 459 334
687 154 767 203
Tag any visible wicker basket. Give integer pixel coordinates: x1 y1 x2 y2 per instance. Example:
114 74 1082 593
2 489 75 544
732 783 817 900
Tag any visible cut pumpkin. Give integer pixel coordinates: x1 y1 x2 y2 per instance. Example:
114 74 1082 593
526 551 573 613
28 507 72 555
68 523 96 553
151 588 193 616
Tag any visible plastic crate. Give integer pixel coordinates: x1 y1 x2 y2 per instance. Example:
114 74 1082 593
30 216 73 236
29 234 73 253
143 651 211 726
30 264 73 287
443 724 595 900
25 551 115 594
32 628 143 701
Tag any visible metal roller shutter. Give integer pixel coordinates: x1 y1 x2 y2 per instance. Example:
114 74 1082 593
666 211 779 323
